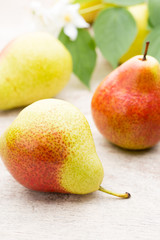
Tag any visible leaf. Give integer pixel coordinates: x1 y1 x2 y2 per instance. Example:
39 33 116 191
93 7 137 68
148 0 160 28
103 0 146 6
59 29 97 87
144 27 160 62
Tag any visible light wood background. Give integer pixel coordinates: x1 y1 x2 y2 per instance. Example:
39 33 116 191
0 1 160 239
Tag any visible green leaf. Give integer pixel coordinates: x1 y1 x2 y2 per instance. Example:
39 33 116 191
144 27 160 62
103 0 146 6
148 0 160 28
93 7 137 68
59 29 96 87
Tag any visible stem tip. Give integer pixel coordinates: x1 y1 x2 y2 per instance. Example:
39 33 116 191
125 192 131 199
142 41 150 61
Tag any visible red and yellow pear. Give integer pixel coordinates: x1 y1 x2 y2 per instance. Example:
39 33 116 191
92 42 160 150
0 99 130 198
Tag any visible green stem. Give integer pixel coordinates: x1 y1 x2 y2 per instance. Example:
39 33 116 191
99 186 131 199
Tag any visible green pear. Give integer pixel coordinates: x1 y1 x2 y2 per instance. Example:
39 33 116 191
0 32 72 110
0 99 130 198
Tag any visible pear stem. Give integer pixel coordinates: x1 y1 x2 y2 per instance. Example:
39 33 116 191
99 186 131 199
142 41 150 61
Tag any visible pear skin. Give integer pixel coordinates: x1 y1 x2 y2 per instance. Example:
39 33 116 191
92 44 160 150
80 0 102 23
120 3 149 63
0 99 103 194
0 32 72 110
0 99 130 198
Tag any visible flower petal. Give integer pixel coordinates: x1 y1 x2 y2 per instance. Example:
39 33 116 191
64 24 78 41
68 3 80 12
72 14 90 28
30 0 89 41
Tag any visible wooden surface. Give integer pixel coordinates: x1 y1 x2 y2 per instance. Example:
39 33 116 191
0 1 160 239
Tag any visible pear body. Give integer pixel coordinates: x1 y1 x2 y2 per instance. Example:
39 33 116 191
80 1 114 23
0 32 72 110
80 0 102 23
120 3 149 63
0 99 103 194
92 55 160 150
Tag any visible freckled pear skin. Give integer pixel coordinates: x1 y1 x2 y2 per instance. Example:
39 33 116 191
92 54 160 150
0 99 104 194
0 32 72 110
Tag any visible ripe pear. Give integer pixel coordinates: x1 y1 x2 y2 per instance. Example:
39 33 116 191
80 0 102 23
0 99 130 198
92 42 160 150
120 3 149 63
0 32 72 110
80 0 113 23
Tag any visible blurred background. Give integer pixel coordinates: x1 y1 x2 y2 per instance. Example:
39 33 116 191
0 1 57 47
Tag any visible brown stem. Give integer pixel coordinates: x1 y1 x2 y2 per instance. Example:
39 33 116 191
142 41 150 61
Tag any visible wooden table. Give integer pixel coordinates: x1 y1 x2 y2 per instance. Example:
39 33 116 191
0 1 160 239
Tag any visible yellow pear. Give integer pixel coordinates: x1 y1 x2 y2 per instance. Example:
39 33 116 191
120 3 149 63
80 0 102 23
0 32 72 110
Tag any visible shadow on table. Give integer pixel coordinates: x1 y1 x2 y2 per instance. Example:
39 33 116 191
97 134 159 158
22 187 126 204
109 141 157 156
22 188 98 204
0 106 23 117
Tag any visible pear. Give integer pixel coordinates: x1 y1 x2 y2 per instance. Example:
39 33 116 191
92 42 160 150
120 3 149 63
0 32 72 110
0 99 130 198
80 0 102 23
80 0 114 24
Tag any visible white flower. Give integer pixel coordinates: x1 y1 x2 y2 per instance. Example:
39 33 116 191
31 1 49 32
30 0 90 41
